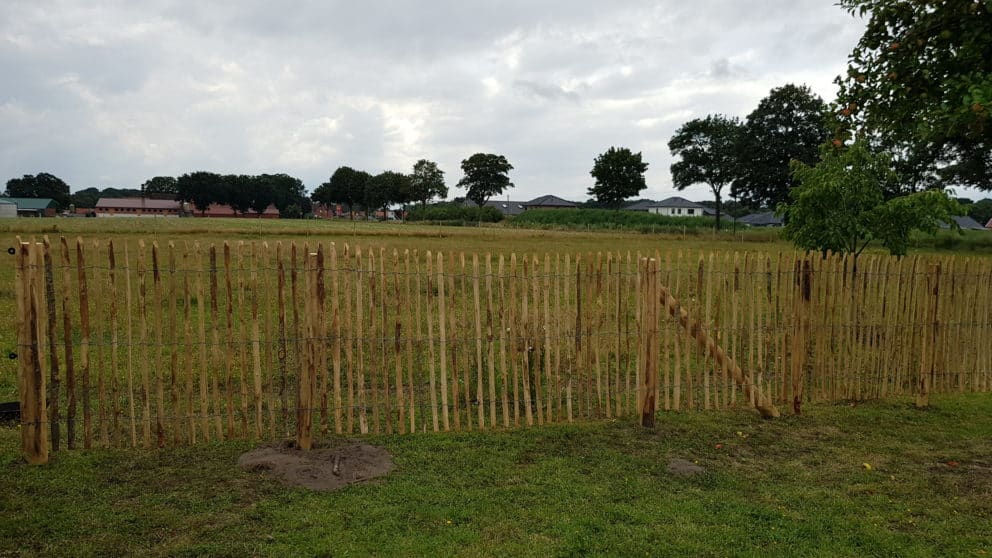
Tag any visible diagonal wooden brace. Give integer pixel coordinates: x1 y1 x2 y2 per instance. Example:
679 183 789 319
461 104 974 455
658 284 780 419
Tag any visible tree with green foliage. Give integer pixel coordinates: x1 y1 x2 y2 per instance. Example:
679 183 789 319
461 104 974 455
70 187 101 209
257 173 307 217
312 166 370 219
222 174 254 215
364 171 411 218
733 84 830 208
141 176 178 196
587 146 649 209
457 153 514 210
969 198 992 226
782 142 963 258
835 0 992 190
5 173 72 208
668 115 741 229
246 177 275 215
409 160 447 206
176 171 224 214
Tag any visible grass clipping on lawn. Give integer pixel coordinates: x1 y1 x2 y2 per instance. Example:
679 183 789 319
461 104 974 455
238 441 393 491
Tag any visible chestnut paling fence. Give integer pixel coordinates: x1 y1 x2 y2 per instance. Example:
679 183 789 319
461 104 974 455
11 236 992 463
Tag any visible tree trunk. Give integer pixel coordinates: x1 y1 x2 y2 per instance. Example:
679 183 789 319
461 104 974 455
713 187 722 230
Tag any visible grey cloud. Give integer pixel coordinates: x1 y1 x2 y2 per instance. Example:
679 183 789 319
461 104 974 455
2 0 929 201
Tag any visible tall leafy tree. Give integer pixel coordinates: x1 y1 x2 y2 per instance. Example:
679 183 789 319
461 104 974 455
312 166 370 219
457 153 514 209
176 171 224 214
408 159 447 206
668 115 741 229
587 147 649 209
223 174 254 215
783 142 962 258
364 171 412 217
969 198 992 226
70 187 101 209
140 176 178 196
247 176 276 215
257 173 306 217
732 84 830 208
835 0 992 190
5 173 72 208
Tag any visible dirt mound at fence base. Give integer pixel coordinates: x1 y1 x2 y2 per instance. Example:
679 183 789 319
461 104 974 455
667 458 706 477
238 442 393 491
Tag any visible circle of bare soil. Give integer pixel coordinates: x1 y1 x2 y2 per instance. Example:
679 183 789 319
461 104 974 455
238 441 393 491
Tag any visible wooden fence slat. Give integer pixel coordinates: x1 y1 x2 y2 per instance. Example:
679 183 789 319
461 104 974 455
75 238 92 449
473 253 485 429
56 238 75 449
182 243 195 445
425 251 439 432
136 241 152 447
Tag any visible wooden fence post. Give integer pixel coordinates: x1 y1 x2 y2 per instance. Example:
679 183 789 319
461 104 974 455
297 252 319 450
916 263 941 408
639 258 659 427
16 242 48 464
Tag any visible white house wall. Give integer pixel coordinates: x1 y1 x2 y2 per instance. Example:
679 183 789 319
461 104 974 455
649 207 704 217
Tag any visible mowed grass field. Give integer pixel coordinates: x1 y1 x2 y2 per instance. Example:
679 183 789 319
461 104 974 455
2 394 991 556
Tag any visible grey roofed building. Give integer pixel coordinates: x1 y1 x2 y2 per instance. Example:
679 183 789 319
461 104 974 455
623 199 656 211
462 199 528 217
0 197 58 217
523 195 578 209
939 215 988 231
645 196 716 216
739 211 784 227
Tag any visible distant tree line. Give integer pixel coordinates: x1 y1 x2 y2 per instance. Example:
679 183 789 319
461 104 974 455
171 172 311 218
3 171 312 218
311 154 515 220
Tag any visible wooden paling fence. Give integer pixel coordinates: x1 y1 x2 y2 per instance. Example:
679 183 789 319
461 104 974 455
12 236 992 463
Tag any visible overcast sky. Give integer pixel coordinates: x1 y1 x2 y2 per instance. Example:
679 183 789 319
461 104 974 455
2 1 874 202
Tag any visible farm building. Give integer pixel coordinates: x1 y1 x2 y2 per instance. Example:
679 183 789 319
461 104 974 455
0 197 58 217
739 212 784 227
523 195 578 210
644 197 715 217
96 197 181 217
0 199 17 218
987 217 992 230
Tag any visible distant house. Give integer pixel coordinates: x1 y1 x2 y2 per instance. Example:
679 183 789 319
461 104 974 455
987 217 992 230
194 203 280 219
0 199 17 218
739 212 784 227
623 200 657 212
96 197 181 217
939 215 988 231
523 195 578 210
0 197 58 217
462 199 528 217
645 197 715 217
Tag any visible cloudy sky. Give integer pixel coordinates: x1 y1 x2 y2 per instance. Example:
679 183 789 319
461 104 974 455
1 0 870 202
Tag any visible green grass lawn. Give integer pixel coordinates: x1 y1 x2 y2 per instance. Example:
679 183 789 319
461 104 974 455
3 393 991 557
